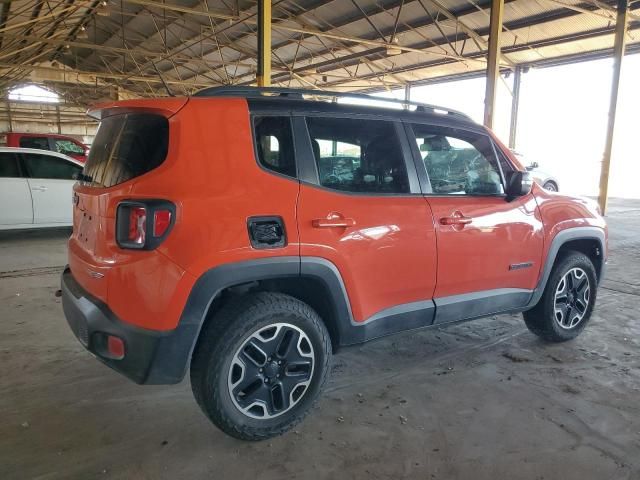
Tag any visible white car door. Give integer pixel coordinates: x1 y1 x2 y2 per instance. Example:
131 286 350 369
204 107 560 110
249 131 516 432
0 151 33 227
21 152 81 225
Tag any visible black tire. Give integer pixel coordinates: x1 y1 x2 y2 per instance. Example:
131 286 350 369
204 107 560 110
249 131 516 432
543 181 558 192
523 251 597 342
190 292 331 441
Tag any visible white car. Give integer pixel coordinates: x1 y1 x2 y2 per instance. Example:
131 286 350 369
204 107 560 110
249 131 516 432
0 147 83 230
512 151 559 192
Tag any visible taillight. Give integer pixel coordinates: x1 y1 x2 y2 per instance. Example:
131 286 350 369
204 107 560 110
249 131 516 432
116 200 175 250
153 210 172 237
128 207 147 245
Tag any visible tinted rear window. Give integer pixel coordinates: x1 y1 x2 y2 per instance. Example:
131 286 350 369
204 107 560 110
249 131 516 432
20 136 50 150
82 113 168 188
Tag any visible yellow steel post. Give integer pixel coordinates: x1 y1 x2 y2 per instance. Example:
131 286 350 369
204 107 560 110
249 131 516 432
483 0 504 129
598 0 629 215
257 0 272 87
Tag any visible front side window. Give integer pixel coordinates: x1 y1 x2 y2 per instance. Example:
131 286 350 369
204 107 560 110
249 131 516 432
306 117 409 194
410 124 504 195
254 117 296 178
20 136 50 151
55 139 85 155
22 153 81 180
0 152 22 177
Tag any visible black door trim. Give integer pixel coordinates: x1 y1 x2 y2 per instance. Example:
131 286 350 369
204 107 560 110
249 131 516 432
433 288 532 325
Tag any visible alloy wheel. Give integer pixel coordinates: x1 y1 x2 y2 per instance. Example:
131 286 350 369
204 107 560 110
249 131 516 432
554 267 590 329
227 323 314 419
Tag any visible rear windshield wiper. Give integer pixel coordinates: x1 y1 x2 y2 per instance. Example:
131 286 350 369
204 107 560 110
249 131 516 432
74 172 93 182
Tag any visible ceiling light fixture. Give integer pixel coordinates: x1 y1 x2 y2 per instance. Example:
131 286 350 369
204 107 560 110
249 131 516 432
386 37 402 56
96 0 110 17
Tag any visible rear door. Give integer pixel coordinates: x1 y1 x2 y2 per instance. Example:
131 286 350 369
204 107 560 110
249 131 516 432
405 122 544 323
21 152 81 224
296 114 437 325
0 152 32 226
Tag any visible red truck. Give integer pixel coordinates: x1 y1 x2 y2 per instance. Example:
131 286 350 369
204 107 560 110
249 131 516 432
1 132 88 162
61 87 607 440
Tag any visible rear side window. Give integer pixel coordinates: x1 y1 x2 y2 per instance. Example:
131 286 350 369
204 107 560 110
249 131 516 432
20 136 50 150
82 113 168 188
0 152 22 177
306 117 409 194
253 117 296 178
22 153 81 180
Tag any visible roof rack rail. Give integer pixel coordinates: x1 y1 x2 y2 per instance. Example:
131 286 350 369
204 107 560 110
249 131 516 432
193 86 473 122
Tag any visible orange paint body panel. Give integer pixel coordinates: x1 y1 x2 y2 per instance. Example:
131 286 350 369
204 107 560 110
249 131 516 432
298 186 437 323
533 185 607 261
70 97 300 331
140 98 301 274
427 193 544 298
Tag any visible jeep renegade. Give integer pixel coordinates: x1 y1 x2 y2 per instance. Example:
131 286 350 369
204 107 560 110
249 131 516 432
61 87 607 440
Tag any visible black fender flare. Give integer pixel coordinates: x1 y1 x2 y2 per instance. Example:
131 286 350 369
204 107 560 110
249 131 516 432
525 226 606 309
152 256 355 383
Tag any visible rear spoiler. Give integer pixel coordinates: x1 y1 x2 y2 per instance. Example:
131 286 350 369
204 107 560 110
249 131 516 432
87 97 189 121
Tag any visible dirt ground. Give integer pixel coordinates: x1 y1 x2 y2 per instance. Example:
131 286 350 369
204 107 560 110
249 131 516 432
1 199 638 480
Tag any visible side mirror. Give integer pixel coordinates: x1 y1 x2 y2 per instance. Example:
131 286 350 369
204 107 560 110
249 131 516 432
505 171 533 200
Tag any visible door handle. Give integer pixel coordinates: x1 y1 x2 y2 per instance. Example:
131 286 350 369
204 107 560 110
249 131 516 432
31 186 47 192
440 211 472 226
312 213 356 228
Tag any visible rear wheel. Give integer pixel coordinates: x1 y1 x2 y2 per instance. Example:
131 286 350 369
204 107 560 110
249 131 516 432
190 292 331 440
523 251 597 342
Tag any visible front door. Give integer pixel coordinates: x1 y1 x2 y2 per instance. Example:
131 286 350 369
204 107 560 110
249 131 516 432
297 115 437 325
21 152 81 224
405 123 544 323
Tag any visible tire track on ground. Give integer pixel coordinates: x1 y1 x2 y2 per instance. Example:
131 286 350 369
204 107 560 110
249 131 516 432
0 266 65 279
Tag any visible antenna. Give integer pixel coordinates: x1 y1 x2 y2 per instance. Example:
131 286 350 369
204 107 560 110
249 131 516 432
152 62 174 98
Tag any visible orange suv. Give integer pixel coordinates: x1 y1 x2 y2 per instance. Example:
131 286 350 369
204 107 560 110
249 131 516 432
61 87 607 440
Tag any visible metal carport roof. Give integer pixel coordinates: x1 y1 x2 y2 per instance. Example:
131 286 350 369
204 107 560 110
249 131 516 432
0 0 638 102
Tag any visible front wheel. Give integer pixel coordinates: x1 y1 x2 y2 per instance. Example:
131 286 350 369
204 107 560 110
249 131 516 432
523 251 597 342
190 292 331 440
543 181 558 192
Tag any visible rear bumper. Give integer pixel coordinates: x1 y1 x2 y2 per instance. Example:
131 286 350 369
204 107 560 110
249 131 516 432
61 267 197 385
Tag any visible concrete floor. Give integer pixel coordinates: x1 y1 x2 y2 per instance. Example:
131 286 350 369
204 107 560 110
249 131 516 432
1 199 639 480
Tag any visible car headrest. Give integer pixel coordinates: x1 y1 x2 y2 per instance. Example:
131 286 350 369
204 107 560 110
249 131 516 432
364 137 398 172
423 136 450 152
